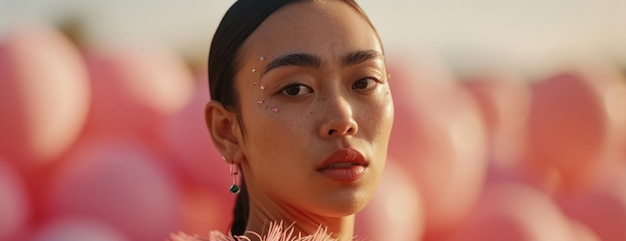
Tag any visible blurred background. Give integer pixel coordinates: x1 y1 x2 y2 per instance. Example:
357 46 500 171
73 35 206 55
1 1 625 241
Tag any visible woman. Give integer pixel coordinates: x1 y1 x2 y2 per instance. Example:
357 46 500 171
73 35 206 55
173 0 394 240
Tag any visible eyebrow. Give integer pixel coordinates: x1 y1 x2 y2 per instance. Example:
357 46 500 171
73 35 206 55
262 50 383 75
341 49 383 67
263 53 321 74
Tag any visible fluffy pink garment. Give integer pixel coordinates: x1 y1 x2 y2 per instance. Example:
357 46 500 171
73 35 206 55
168 222 358 241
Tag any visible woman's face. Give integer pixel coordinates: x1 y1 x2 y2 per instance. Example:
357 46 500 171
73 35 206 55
233 0 394 217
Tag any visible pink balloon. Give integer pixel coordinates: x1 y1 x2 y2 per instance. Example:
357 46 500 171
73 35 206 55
83 43 194 139
29 217 131 241
556 168 626 241
526 61 626 190
159 78 231 190
569 220 601 241
461 72 531 170
179 186 235 236
387 60 488 237
45 137 182 241
0 159 30 240
0 24 90 164
355 159 424 241
446 182 575 241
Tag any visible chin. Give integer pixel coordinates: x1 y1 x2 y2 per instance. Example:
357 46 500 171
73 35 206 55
316 188 373 218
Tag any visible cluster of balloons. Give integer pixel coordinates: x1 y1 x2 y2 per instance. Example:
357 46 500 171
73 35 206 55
356 55 626 241
1 24 625 241
0 24 232 241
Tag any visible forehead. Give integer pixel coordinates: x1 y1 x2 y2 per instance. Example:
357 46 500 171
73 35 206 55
239 0 382 62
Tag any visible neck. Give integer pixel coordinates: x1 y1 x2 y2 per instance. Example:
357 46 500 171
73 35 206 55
244 195 355 241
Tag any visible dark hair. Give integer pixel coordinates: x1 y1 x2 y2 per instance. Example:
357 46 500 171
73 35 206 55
208 0 380 236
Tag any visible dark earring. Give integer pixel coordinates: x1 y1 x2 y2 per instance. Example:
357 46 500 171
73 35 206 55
229 163 241 194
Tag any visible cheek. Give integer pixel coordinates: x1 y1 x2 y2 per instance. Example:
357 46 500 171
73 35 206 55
241 105 316 186
384 91 395 130
241 98 313 155
253 101 306 136
362 90 394 139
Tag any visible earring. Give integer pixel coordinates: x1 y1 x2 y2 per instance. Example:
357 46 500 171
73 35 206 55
229 163 241 194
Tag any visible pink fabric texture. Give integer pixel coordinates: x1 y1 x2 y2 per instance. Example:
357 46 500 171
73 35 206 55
168 222 355 241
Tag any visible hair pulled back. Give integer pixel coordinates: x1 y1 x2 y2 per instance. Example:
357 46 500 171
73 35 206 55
208 0 378 236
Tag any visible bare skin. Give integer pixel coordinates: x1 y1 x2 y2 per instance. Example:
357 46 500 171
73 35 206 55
206 1 393 240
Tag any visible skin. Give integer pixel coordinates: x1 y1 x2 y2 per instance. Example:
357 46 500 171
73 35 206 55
206 1 394 240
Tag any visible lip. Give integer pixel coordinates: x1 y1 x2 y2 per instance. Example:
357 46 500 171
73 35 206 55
316 148 368 182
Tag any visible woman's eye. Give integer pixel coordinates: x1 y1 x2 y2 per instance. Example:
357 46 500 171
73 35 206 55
352 77 378 90
281 83 313 96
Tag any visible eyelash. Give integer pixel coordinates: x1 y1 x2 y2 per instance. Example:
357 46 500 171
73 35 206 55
352 77 381 90
278 76 382 96
279 82 312 96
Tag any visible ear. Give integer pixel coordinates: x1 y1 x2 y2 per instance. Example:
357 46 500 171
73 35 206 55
205 101 244 164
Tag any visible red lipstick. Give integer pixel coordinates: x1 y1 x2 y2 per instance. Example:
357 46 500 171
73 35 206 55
316 148 368 182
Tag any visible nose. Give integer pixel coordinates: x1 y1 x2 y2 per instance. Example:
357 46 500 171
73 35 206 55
319 96 358 138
